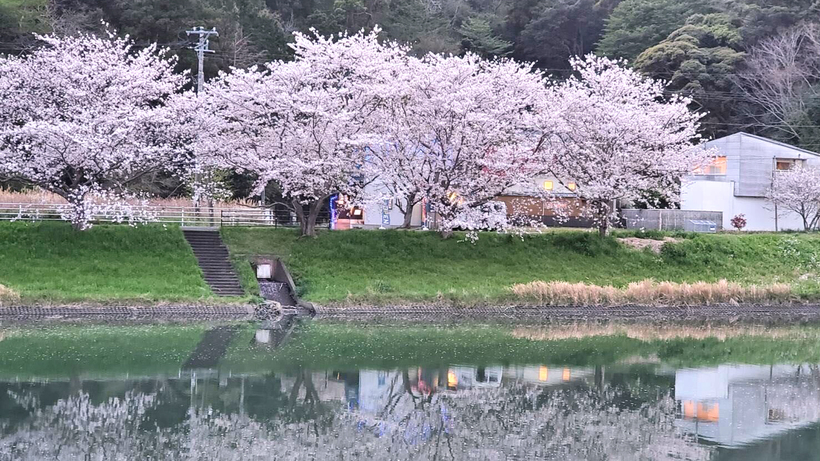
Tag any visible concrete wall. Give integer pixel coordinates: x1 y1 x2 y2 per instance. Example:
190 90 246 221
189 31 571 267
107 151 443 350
681 180 806 231
622 208 723 231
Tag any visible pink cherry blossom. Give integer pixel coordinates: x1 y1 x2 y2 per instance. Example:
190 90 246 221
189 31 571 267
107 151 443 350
0 30 188 229
197 27 411 236
546 55 709 236
768 165 820 231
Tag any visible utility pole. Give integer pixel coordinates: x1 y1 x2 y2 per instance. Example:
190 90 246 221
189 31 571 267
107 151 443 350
185 27 218 217
186 26 218 95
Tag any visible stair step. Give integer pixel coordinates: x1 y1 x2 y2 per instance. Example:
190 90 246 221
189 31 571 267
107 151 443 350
183 230 244 297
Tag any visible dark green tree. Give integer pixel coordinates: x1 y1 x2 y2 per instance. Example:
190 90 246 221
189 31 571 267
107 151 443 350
596 0 710 61
514 0 615 70
459 16 512 56
634 13 745 137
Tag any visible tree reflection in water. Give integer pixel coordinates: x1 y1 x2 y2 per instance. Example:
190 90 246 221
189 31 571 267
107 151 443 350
0 366 712 461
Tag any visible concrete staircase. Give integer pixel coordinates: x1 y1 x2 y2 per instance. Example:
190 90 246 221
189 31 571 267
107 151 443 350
182 228 245 297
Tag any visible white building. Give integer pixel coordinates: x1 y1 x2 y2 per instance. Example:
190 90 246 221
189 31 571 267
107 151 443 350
681 132 820 231
355 176 581 229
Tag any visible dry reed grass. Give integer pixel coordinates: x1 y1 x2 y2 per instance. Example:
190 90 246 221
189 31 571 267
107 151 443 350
0 284 20 304
511 324 811 341
511 279 793 306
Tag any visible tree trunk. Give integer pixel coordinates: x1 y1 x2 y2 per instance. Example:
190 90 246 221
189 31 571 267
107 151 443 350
595 201 610 237
305 201 323 237
68 195 92 231
401 193 416 229
598 221 609 237
292 199 308 236
293 198 325 237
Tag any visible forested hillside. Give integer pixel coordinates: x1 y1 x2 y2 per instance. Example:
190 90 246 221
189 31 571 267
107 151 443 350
1 0 820 147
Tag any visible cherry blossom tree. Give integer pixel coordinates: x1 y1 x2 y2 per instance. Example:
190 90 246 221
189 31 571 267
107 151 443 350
0 30 189 229
366 52 555 236
547 55 709 236
199 28 410 237
768 165 820 231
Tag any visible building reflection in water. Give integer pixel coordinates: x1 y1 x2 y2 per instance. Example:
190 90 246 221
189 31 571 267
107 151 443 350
3 357 820 459
675 364 820 448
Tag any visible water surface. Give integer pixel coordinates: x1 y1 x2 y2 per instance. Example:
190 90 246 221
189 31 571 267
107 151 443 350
1 321 819 460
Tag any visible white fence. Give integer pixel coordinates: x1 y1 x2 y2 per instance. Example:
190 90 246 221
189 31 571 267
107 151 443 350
0 203 330 228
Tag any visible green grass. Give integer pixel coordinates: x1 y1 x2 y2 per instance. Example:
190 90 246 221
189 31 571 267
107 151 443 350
221 227 820 305
231 255 261 301
0 222 215 303
0 324 208 379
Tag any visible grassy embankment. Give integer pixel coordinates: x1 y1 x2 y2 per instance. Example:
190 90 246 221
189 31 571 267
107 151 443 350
0 221 817 306
0 222 242 304
222 227 820 306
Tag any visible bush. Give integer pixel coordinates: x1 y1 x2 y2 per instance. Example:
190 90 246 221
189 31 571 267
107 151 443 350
549 232 620 256
731 214 747 231
660 242 688 262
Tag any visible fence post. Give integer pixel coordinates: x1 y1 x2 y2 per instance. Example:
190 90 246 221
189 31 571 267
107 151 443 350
181 207 185 226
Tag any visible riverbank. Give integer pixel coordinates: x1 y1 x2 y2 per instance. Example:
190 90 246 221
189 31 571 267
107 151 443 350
2 222 819 309
0 222 256 304
222 227 820 306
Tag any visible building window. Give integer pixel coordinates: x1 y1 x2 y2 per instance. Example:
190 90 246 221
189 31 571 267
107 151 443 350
543 180 554 191
567 183 577 191
776 159 796 171
695 156 727 175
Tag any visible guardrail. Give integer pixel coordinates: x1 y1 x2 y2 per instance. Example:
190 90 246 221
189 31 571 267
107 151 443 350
0 203 331 228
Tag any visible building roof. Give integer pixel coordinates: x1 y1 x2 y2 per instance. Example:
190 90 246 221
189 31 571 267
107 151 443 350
708 132 820 158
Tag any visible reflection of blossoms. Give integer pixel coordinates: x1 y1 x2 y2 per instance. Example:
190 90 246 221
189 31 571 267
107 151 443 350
180 382 712 461
0 378 712 461
0 391 160 461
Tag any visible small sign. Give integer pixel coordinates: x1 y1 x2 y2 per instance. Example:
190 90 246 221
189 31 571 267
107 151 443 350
381 199 391 227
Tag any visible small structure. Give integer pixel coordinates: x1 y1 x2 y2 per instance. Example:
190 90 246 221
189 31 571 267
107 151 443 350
681 132 820 231
684 219 717 233
622 209 723 231
351 176 591 229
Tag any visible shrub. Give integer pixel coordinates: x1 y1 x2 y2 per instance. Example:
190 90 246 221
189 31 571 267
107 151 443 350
660 242 688 262
731 214 747 231
550 232 620 256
